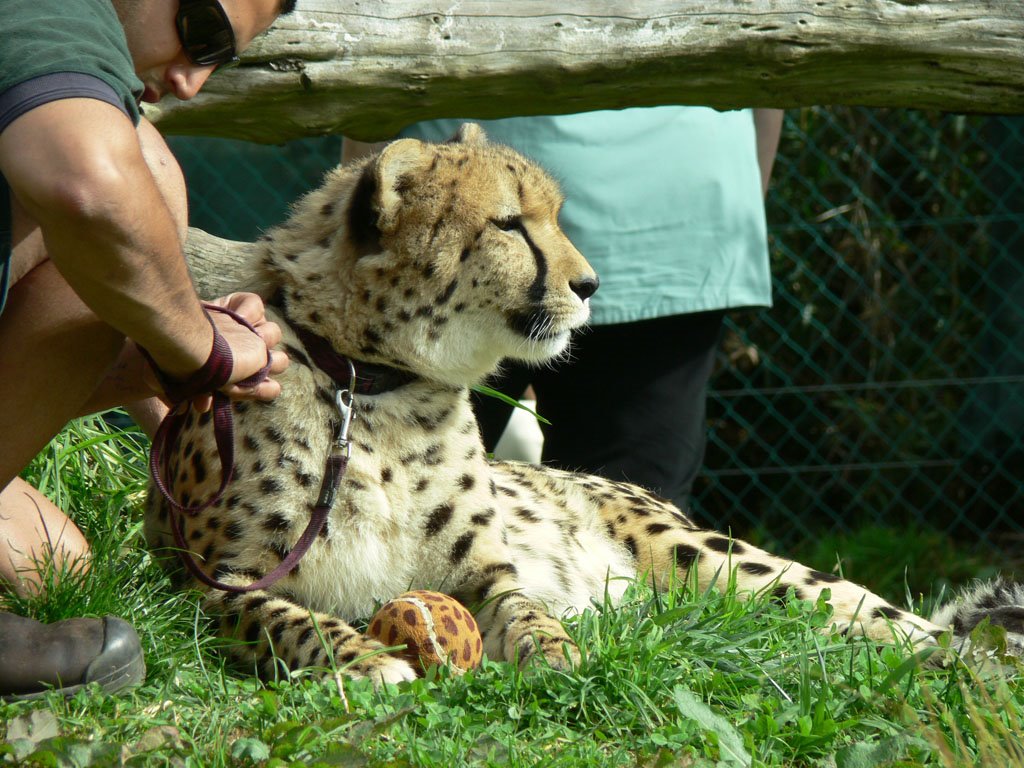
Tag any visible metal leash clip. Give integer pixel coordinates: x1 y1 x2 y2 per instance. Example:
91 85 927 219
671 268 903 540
332 358 358 456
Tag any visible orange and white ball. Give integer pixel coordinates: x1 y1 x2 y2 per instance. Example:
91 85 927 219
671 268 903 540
367 590 483 675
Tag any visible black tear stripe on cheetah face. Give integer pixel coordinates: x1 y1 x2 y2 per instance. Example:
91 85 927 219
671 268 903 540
145 123 1020 686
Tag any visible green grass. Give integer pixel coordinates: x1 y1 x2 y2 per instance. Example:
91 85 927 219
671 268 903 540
1 415 1022 767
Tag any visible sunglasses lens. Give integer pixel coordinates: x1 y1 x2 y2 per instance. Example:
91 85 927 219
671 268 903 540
177 0 238 67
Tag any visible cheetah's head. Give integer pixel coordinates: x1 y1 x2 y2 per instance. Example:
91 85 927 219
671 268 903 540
258 123 598 388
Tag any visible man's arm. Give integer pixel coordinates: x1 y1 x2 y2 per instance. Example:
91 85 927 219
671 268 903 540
0 98 280 393
753 109 784 199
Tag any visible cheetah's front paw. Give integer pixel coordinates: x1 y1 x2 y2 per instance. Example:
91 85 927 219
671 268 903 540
369 654 420 686
340 640 419 686
512 632 581 672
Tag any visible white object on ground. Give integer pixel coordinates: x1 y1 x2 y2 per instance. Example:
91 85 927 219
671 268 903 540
492 399 544 463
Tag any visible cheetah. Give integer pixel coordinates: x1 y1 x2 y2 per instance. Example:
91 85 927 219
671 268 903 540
145 124 1022 685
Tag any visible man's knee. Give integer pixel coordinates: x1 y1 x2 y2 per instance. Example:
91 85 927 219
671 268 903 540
0 477 90 595
137 118 188 242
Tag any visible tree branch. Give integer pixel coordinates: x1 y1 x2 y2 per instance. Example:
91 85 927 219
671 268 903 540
185 229 254 298
147 0 1024 144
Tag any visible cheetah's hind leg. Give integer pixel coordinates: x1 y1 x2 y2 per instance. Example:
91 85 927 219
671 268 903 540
591 480 945 650
454 567 581 671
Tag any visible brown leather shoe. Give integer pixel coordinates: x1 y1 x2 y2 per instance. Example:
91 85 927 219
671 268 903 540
0 612 145 701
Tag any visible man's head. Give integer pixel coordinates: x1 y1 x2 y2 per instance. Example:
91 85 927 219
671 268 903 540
113 0 297 103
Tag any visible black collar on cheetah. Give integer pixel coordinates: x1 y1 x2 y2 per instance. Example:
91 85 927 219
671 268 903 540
269 290 420 396
290 322 419 396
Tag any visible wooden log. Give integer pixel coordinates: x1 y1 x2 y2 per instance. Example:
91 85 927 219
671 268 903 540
185 228 254 298
148 0 1024 144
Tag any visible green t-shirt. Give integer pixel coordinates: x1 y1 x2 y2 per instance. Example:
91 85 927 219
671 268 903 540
1 0 142 314
400 107 772 325
0 0 141 118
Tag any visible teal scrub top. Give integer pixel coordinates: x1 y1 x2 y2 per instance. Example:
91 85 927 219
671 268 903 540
400 107 772 325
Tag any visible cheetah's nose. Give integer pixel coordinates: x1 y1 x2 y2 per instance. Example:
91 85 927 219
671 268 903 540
570 275 599 301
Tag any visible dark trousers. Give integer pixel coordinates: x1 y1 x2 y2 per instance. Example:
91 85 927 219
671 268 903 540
472 311 726 510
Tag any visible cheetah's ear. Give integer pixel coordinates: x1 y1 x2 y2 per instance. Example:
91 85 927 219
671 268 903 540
450 122 487 145
373 138 429 231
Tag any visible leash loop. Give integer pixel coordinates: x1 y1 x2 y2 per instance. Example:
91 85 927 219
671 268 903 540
147 304 343 593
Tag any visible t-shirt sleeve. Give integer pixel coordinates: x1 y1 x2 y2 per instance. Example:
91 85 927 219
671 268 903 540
0 72 132 134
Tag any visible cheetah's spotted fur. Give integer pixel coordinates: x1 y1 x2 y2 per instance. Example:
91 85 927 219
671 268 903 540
146 124 1021 685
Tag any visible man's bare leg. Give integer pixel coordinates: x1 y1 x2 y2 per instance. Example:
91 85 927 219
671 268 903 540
0 480 89 593
0 190 151 700
0 256 127 593
81 339 170 436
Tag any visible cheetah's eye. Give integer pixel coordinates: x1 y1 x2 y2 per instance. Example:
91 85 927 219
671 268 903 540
491 215 522 232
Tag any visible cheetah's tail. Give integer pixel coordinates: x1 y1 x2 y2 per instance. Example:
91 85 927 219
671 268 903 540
930 576 1024 660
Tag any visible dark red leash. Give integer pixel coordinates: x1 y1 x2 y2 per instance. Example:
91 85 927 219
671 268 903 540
144 303 351 593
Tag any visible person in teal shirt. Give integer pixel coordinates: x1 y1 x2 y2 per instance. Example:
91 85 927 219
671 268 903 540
350 107 780 511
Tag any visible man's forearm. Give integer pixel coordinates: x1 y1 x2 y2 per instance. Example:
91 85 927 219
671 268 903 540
37 175 213 378
0 99 213 378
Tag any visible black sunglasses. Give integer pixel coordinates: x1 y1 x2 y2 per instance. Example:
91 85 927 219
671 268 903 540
175 0 240 69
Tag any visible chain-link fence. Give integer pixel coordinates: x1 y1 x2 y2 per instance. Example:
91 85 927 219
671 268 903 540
169 109 1024 550
703 110 1023 550
167 134 342 242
